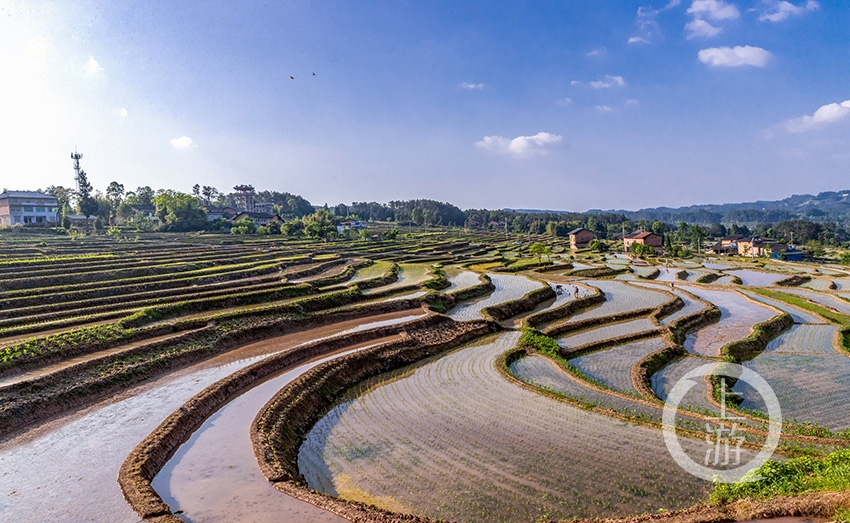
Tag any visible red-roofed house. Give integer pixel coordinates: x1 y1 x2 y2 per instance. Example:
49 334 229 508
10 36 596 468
623 231 662 252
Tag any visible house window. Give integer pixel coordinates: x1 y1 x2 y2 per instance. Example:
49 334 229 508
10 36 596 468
36 207 45 212
36 216 45 223
24 216 33 223
24 207 33 212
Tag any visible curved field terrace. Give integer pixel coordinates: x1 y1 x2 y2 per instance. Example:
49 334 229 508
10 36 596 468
682 286 778 357
2 233 849 523
299 332 736 522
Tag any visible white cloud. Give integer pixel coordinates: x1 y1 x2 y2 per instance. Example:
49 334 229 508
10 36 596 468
664 0 682 9
116 107 128 123
586 47 606 57
698 46 772 67
556 97 572 107
784 100 850 132
687 0 740 20
595 105 614 112
629 6 661 44
759 0 819 22
170 136 194 149
460 82 485 90
573 75 625 89
83 56 103 76
475 132 563 157
686 19 722 38
625 99 640 106
593 75 625 89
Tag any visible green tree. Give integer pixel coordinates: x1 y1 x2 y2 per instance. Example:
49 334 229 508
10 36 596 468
106 181 125 220
303 208 338 239
589 239 608 252
230 218 256 235
135 186 154 205
74 170 98 223
152 190 207 231
281 218 304 236
529 242 551 262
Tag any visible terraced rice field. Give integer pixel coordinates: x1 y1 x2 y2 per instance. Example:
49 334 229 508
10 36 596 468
361 263 431 295
802 278 836 291
682 287 778 357
444 267 482 292
563 280 669 323
568 337 668 394
632 282 707 325
743 292 827 324
725 269 786 287
557 318 657 349
446 273 543 321
654 268 686 282
300 332 726 522
651 355 720 415
735 354 850 431
778 288 850 315
3 233 849 523
510 354 667 420
703 263 734 270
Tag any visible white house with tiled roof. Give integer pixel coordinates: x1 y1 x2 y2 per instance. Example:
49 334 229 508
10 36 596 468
0 191 60 226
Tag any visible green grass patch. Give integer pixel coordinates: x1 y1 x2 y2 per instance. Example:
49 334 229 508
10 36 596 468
751 289 850 327
710 448 850 505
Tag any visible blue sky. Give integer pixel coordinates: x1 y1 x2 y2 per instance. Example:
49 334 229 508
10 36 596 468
1 0 848 211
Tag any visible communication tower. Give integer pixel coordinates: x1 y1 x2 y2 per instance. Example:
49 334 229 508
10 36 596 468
71 148 84 192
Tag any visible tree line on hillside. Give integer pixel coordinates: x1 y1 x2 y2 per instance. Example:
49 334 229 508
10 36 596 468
29 180 850 248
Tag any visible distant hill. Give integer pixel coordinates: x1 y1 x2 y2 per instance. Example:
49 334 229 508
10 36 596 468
509 190 850 225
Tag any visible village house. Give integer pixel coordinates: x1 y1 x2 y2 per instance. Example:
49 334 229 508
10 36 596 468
337 219 366 235
568 228 594 250
0 190 60 226
623 231 662 252
231 211 282 226
206 206 239 222
65 214 90 227
737 237 791 258
710 235 746 255
254 201 274 214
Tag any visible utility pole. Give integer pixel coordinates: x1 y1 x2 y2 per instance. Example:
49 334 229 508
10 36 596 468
622 223 626 254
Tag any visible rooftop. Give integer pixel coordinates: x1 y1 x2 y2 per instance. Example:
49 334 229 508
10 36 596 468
0 190 58 199
625 231 656 239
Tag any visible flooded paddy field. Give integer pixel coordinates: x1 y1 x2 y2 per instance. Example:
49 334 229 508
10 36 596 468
300 332 730 522
2 233 849 523
682 286 778 357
